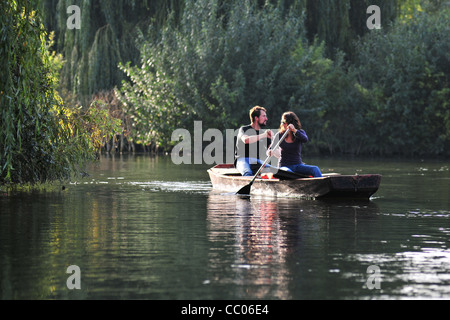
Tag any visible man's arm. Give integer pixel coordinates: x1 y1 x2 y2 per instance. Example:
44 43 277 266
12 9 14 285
241 130 273 144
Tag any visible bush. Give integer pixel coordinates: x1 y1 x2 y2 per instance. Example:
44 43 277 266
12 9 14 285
352 7 450 156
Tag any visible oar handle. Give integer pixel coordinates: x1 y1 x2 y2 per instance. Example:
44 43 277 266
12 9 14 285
251 129 289 181
269 129 290 154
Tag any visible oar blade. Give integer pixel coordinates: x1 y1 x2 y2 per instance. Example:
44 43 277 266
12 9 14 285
236 183 252 195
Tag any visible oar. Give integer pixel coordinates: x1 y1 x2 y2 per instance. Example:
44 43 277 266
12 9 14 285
236 129 289 195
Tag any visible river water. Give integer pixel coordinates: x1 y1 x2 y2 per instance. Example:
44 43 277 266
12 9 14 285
0 155 449 300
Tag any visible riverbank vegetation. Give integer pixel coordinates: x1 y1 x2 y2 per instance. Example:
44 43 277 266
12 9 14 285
1 0 449 186
117 0 449 156
0 0 120 187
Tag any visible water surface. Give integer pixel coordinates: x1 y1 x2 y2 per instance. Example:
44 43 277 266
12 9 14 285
0 155 449 300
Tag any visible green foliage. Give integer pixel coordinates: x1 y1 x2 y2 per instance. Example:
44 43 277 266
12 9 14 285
36 0 449 158
39 0 185 104
59 101 122 159
1 0 61 184
352 6 450 156
116 59 187 148
117 0 449 157
305 0 401 57
294 47 370 155
118 0 336 148
0 0 121 186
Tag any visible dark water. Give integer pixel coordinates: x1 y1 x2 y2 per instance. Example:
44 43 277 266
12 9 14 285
0 155 449 300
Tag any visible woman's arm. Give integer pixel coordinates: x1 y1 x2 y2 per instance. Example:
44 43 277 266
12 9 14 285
287 124 308 143
294 129 309 143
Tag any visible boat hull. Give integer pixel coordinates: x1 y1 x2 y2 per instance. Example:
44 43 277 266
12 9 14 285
207 164 381 199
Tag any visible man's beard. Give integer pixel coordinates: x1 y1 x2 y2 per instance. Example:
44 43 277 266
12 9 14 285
259 120 267 127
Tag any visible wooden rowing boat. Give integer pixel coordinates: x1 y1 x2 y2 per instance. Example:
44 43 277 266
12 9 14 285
207 164 381 199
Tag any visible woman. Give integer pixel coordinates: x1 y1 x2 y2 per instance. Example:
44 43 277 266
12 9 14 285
269 111 322 178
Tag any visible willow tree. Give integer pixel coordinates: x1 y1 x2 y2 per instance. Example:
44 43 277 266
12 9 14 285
39 0 184 105
40 0 404 103
305 0 401 57
1 0 121 186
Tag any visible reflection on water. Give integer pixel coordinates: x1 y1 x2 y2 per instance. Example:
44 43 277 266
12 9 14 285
0 155 449 300
342 249 450 299
208 194 450 300
207 194 291 299
206 193 382 299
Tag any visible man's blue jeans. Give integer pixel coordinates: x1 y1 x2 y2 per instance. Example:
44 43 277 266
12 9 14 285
235 157 276 177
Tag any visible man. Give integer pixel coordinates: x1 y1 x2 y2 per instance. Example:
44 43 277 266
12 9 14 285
234 106 274 176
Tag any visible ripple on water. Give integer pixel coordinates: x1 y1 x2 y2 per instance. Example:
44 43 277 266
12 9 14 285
126 180 212 194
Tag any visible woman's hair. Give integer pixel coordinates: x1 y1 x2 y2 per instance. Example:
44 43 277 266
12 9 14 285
279 111 302 133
